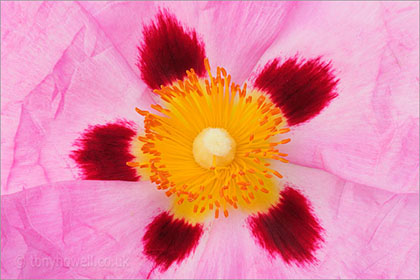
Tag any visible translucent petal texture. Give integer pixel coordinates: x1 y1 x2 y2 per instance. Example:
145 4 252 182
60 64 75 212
0 180 167 279
1 166 418 279
70 121 139 181
253 1 419 193
157 164 419 279
195 1 297 84
1 2 418 279
138 10 206 89
78 1 297 83
79 1 156 74
1 2 153 194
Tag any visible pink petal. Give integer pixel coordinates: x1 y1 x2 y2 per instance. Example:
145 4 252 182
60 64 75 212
1 2 153 194
255 1 419 193
158 212 261 279
1 180 167 279
79 1 156 75
190 1 297 84
164 164 419 279
79 1 297 84
278 163 419 278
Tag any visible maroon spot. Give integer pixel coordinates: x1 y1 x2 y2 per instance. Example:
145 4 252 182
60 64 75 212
254 58 338 126
143 212 203 272
138 10 206 90
248 186 323 265
71 121 139 181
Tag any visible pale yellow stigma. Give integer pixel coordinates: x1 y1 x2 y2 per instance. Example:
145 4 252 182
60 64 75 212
193 128 236 169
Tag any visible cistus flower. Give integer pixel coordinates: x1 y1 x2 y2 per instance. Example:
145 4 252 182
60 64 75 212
1 1 419 279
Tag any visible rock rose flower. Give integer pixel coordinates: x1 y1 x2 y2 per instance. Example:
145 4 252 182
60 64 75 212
1 1 419 279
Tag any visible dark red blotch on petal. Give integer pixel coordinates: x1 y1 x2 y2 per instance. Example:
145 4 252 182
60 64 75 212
143 212 203 271
138 10 206 90
71 121 139 181
248 186 323 265
254 58 338 126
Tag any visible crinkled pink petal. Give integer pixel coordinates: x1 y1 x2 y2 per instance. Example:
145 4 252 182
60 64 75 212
252 1 419 193
162 164 419 279
188 1 297 84
1 1 153 194
78 1 156 75
1 180 167 279
78 1 297 84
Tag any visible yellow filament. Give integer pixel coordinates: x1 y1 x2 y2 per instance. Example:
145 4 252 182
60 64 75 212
129 58 290 224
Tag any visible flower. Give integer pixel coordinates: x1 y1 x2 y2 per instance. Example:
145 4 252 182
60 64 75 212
1 1 419 279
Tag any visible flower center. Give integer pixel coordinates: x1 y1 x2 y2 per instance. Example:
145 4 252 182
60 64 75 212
193 128 236 169
129 59 291 223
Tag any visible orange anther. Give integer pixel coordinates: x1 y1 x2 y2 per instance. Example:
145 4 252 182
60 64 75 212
277 128 290 134
224 209 229 218
270 108 281 115
273 171 283 178
135 107 149 116
264 134 273 140
280 138 291 144
261 107 270 114
151 104 164 112
278 158 289 163
274 117 283 125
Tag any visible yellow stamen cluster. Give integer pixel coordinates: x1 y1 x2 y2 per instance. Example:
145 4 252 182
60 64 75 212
128 59 290 223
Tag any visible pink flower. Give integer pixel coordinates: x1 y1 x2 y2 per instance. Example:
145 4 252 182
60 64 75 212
1 1 419 279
